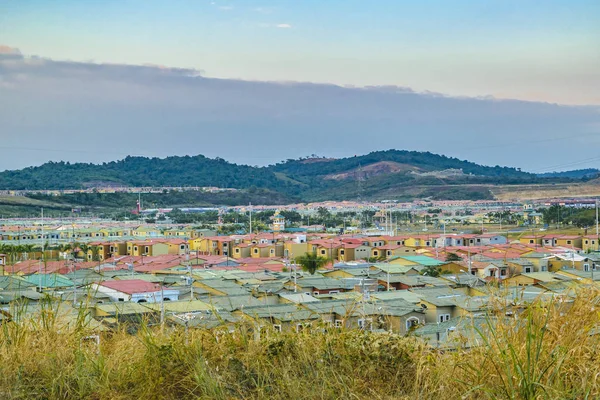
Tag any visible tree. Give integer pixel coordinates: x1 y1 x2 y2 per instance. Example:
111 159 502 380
445 252 462 262
79 243 90 261
421 265 441 277
90 245 100 262
295 251 329 275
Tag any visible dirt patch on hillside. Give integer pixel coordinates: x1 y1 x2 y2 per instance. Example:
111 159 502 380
324 161 419 180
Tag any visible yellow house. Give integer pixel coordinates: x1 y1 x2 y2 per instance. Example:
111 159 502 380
338 244 371 262
583 236 600 252
126 241 169 256
189 236 233 256
554 236 583 249
163 240 189 255
282 241 310 260
546 254 593 272
519 235 543 246
86 242 111 261
108 242 128 257
249 243 283 258
404 235 437 248
231 243 252 259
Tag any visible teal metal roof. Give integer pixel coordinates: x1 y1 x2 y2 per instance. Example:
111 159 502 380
399 256 445 266
23 274 74 288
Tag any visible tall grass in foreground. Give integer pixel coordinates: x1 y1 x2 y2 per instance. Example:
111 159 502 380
1 290 600 399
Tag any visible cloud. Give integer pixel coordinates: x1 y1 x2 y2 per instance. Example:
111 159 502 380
0 46 599 173
0 47 203 85
0 45 21 55
276 23 292 28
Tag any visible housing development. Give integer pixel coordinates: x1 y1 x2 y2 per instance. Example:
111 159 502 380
2 201 600 350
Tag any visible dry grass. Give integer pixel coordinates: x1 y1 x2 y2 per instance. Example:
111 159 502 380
2 291 600 399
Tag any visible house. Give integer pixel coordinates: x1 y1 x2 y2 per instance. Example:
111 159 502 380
93 279 180 303
374 245 416 259
583 236 600 252
545 253 594 272
411 287 489 324
339 243 372 262
503 272 571 287
236 304 319 332
554 235 583 249
519 235 543 246
126 241 169 257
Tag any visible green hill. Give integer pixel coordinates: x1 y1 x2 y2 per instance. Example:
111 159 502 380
0 150 568 204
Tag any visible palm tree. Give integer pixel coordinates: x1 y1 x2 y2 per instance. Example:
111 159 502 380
90 245 100 262
78 243 90 261
295 251 329 275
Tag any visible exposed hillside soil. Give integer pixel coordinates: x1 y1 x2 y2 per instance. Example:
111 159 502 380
324 161 419 180
491 181 600 201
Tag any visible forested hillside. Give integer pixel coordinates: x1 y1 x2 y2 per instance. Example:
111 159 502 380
0 150 575 203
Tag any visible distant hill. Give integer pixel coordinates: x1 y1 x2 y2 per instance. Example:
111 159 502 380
0 150 573 203
537 168 600 179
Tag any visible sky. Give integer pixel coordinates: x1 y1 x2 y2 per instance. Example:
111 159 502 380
1 0 599 172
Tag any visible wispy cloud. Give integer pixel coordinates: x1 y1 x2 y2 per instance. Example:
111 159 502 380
255 7 273 14
276 23 292 29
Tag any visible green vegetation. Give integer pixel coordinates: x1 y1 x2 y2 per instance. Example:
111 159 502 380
0 150 580 210
295 251 330 275
2 291 600 399
539 205 599 228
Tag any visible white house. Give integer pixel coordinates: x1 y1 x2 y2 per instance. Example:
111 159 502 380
92 279 180 303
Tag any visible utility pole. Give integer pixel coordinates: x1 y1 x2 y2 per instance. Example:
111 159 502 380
468 250 472 275
39 208 44 293
160 281 165 330
249 202 252 235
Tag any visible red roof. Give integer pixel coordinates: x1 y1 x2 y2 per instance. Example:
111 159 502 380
100 279 166 294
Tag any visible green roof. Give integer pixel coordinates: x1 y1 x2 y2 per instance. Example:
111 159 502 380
23 274 74 288
0 276 36 290
399 256 446 266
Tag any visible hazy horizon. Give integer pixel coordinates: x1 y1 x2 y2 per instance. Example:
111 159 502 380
1 1 599 173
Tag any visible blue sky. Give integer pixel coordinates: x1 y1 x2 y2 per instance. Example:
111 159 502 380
0 1 599 172
2 0 599 104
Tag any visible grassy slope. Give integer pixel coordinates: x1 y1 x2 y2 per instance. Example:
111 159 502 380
1 290 600 399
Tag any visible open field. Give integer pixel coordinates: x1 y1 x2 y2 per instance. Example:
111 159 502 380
491 182 600 201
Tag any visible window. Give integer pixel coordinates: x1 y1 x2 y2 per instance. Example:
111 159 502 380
328 290 339 294
235 248 240 254
529 240 534 244
118 298 125 302
134 246 138 252
254 249 259 254
340 250 345 255
438 314 450 323
296 324 305 333
500 269 507 276
567 240 572 245
585 240 589 244
584 264 590 272
387 251 391 256
406 317 420 331
320 250 326 255
524 267 532 273
373 251 379 257
334 320 343 328
273 324 282 332
144 246 149 253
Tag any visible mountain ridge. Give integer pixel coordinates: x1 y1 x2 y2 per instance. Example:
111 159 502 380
0 150 583 201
